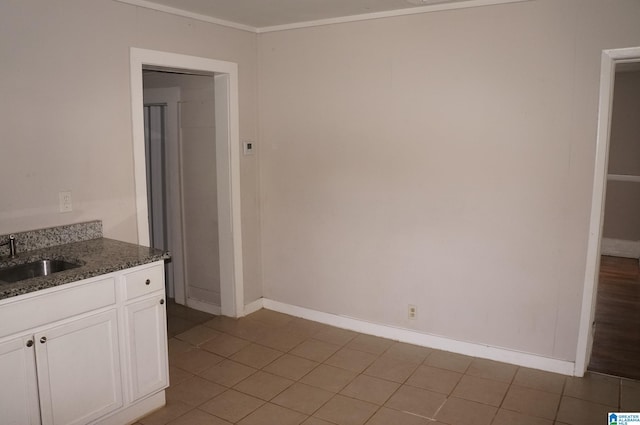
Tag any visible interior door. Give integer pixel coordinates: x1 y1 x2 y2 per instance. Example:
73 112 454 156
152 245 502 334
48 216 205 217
144 104 173 294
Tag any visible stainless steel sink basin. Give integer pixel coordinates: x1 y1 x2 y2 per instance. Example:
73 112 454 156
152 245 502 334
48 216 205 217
0 259 81 283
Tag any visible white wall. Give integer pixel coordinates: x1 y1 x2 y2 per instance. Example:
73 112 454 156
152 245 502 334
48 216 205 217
0 0 262 304
180 86 221 305
257 0 640 361
4 0 640 363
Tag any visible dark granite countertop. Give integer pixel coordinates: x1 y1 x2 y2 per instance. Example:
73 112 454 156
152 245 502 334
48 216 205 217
0 238 169 301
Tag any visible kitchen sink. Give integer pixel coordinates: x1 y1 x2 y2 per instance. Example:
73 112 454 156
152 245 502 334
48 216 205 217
0 259 81 283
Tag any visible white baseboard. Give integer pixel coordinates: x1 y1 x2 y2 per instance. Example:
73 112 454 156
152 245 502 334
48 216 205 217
601 238 640 258
261 299 576 376
186 297 221 315
188 297 263 318
243 297 264 316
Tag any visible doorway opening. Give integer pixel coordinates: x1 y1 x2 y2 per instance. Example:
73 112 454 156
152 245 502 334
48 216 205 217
144 71 224 314
130 48 244 318
576 47 640 376
589 64 640 380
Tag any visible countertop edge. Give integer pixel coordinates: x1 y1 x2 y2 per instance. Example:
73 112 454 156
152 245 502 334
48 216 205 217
0 238 170 301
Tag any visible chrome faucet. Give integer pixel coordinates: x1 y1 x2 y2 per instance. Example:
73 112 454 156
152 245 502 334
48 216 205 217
1 235 17 259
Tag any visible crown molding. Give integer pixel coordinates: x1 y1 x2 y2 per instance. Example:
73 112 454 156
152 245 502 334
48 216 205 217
113 0 257 32
115 0 532 34
258 0 532 33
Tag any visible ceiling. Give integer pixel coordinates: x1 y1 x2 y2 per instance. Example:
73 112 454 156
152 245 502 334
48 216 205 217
120 0 515 31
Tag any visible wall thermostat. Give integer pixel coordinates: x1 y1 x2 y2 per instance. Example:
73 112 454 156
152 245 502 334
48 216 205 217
243 141 255 155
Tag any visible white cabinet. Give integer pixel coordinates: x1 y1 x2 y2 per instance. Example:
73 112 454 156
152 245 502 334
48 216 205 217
0 334 40 425
125 296 168 401
36 310 122 425
0 260 168 425
0 310 123 425
122 263 169 403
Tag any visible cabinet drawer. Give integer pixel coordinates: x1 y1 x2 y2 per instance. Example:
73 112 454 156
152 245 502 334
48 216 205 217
123 264 164 301
0 277 116 337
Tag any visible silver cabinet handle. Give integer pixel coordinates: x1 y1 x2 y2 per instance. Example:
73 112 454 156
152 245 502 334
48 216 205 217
26 340 34 347
145 279 151 285
159 299 164 305
40 337 47 344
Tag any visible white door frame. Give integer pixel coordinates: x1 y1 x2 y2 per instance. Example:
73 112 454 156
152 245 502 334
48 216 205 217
130 47 244 318
575 46 640 376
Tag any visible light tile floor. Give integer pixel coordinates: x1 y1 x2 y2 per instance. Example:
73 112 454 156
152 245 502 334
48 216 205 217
136 301 640 425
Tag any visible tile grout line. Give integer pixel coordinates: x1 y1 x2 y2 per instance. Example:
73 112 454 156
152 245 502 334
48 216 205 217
554 384 567 425
204 316 354 424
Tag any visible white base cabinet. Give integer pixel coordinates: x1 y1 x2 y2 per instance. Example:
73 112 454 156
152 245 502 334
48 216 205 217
125 296 168 402
0 261 168 425
36 310 123 425
0 335 39 425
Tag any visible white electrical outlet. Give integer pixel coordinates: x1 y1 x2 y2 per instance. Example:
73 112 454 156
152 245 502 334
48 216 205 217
408 304 417 319
59 191 72 213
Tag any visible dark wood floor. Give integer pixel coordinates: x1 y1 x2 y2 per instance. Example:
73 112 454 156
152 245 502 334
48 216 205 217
589 255 640 380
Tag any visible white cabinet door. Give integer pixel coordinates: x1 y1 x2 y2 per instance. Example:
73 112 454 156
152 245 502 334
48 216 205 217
35 310 123 425
0 335 40 425
125 295 168 401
